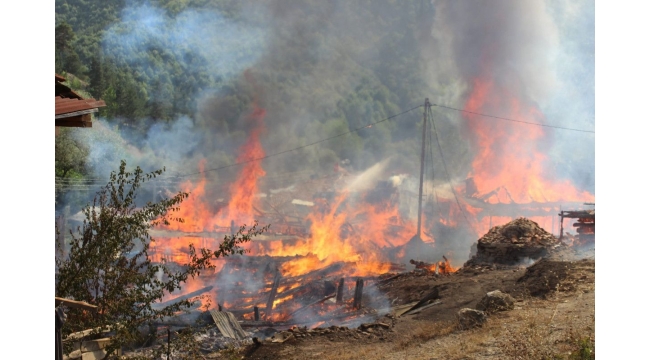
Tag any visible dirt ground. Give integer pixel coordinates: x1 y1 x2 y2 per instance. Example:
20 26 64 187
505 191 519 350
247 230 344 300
121 245 595 360
215 247 595 360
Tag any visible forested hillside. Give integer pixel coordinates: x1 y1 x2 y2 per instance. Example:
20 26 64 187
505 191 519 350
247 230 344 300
55 0 595 213
55 0 471 201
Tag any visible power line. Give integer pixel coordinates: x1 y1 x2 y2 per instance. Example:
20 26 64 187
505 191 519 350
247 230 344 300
428 105 473 228
431 103 595 134
171 104 424 179
57 97 593 189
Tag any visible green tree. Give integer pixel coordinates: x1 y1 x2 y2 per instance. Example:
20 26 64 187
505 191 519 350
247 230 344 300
55 160 269 357
56 21 84 75
88 54 106 99
55 129 89 178
55 128 91 208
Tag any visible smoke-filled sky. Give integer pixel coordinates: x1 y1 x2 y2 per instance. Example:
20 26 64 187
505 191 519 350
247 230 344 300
423 0 594 192
71 0 594 200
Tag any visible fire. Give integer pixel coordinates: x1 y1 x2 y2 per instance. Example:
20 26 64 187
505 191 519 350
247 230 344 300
437 256 456 275
225 102 266 226
463 75 594 204
274 192 383 277
162 159 212 232
158 102 267 233
248 192 422 278
151 96 268 305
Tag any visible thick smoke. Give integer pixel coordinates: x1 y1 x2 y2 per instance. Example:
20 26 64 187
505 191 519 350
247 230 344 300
102 3 267 89
59 0 594 319
422 0 594 193
68 0 594 200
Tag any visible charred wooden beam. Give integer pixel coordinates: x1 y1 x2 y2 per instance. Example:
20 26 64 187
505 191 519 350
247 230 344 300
289 293 336 317
353 279 364 310
360 322 390 330
239 321 284 328
378 273 403 285
254 306 260 321
410 259 434 270
265 271 282 320
336 278 345 304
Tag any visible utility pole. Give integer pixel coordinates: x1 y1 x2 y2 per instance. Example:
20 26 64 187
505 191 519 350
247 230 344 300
416 98 429 239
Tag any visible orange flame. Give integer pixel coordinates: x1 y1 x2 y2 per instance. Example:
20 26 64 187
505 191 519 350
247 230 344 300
225 103 267 226
463 76 594 204
159 102 267 233
247 192 424 277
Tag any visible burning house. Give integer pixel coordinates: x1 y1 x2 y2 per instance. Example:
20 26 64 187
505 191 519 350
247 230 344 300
144 98 593 330
48 1 599 358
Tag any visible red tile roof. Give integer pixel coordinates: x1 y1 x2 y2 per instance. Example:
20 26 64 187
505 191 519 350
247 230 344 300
55 74 106 127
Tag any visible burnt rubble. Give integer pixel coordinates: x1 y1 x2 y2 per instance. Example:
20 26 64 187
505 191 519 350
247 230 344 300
464 217 563 267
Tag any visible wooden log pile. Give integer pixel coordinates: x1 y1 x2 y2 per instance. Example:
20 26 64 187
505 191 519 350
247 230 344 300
465 217 561 266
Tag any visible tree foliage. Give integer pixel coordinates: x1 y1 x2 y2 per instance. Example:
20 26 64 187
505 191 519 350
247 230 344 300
55 21 84 75
54 0 473 200
55 161 269 357
55 128 90 179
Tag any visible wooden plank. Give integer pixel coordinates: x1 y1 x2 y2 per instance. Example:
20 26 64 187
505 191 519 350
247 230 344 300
353 279 364 310
152 286 213 309
391 301 419 318
55 108 98 119
56 114 92 127
378 273 403 285
55 297 98 312
210 310 247 340
403 287 440 315
336 278 345 304
265 272 281 320
63 349 82 360
81 349 107 360
81 338 112 352
63 326 115 342
239 320 285 328
289 293 336 317
403 300 442 315
55 99 106 115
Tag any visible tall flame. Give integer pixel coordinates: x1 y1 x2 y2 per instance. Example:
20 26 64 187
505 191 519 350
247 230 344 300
246 191 422 277
463 75 594 204
159 103 266 232
225 103 267 225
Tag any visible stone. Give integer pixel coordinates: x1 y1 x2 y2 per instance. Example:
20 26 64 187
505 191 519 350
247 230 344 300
458 308 487 330
476 290 515 314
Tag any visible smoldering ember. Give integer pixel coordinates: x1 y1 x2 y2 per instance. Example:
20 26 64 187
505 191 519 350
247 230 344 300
55 1 595 359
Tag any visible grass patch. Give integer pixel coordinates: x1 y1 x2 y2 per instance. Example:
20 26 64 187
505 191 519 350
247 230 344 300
394 320 457 350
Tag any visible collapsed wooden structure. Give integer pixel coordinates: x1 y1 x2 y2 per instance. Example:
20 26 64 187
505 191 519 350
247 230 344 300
559 206 595 244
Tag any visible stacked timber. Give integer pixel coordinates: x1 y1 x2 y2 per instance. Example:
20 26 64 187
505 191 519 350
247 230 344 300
464 218 561 266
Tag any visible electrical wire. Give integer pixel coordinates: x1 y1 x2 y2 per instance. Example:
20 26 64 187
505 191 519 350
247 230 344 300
56 98 594 190
428 105 473 228
431 103 595 133
170 104 424 179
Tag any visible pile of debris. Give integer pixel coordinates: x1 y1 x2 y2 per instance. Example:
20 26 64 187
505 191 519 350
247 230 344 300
464 218 562 267
265 321 393 344
516 258 594 299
